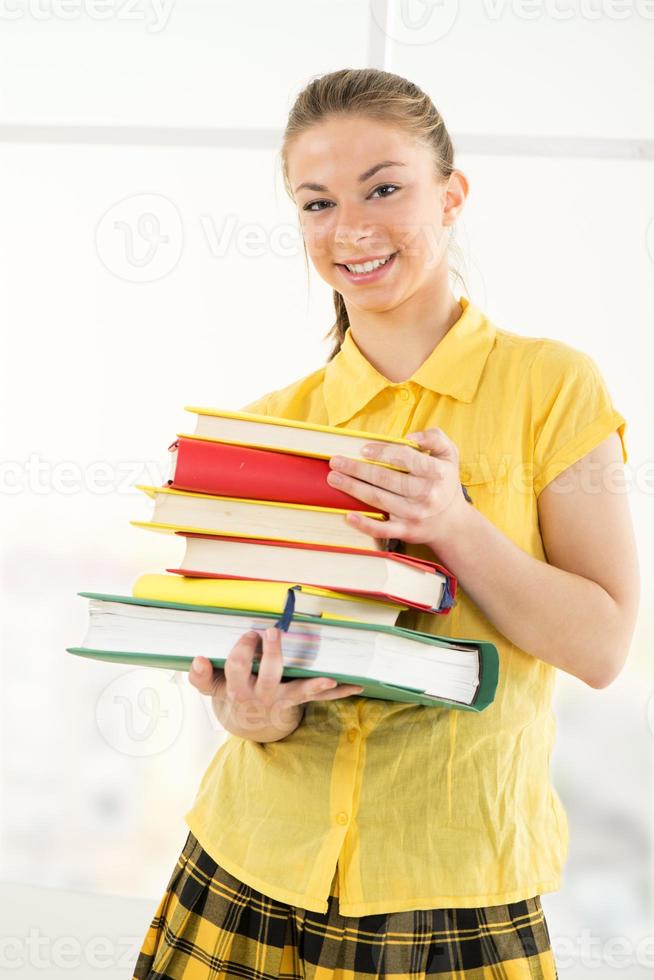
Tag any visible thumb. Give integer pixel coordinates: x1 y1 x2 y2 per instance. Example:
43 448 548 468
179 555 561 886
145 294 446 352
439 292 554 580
406 427 458 463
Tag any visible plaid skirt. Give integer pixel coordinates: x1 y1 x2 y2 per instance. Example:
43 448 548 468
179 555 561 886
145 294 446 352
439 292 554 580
132 829 559 979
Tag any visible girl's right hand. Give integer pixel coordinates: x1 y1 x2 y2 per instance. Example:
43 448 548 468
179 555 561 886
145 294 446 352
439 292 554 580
188 626 364 740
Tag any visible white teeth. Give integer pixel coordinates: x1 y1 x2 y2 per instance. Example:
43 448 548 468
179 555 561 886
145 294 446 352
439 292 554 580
345 254 394 274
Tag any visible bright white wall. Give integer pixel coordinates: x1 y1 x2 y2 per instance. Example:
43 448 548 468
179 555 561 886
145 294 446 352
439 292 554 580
1 3 653 977
0 0 371 128
386 1 654 139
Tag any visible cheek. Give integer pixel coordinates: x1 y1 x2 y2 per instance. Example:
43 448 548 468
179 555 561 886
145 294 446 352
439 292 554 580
394 199 446 265
302 219 333 263
405 224 448 273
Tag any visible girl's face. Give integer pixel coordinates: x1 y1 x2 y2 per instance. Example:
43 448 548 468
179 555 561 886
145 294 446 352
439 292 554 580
288 115 466 313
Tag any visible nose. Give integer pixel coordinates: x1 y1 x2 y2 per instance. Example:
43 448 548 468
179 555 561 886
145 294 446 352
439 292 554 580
335 193 382 238
335 225 371 248
334 211 379 251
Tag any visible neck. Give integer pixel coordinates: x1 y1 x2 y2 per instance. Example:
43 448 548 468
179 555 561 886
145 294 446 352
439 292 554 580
345 276 463 383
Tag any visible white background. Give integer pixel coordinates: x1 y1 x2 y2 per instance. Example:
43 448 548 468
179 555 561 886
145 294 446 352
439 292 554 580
1 1 653 977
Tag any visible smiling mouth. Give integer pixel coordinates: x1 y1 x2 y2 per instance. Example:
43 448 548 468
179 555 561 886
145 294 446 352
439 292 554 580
336 251 397 272
335 251 400 281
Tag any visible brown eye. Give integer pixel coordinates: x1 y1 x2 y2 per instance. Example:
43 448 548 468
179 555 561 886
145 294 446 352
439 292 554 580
370 184 399 199
303 200 333 213
303 184 400 213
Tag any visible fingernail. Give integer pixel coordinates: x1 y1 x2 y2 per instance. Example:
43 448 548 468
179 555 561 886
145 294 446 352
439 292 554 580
265 627 277 641
191 658 202 672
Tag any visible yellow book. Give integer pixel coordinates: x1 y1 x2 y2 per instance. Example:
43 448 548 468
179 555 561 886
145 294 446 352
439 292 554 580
132 485 389 553
132 573 408 627
183 406 423 468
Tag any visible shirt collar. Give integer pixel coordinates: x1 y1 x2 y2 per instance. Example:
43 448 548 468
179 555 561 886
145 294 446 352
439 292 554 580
323 296 497 427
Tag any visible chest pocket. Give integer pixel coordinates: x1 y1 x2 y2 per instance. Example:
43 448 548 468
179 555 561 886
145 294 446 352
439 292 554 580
460 453 510 489
459 454 512 516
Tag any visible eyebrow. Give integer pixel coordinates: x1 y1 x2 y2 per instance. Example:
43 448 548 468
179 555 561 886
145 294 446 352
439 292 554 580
294 160 406 194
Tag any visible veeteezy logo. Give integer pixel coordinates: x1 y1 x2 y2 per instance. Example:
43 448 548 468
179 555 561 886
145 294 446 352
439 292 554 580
371 0 654 45
481 0 654 18
95 193 184 283
0 0 176 33
370 0 460 45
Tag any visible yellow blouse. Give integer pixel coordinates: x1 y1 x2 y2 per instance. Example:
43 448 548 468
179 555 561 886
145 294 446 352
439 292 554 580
184 296 627 915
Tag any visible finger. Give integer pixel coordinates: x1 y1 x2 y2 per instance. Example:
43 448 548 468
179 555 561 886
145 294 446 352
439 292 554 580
405 428 458 465
344 511 405 539
329 457 436 512
312 683 365 701
290 676 364 704
357 430 457 473
328 469 416 519
223 631 259 700
188 656 223 696
286 675 338 703
254 627 285 694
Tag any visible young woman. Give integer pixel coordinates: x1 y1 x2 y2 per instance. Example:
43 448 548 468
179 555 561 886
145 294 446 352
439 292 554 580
132 68 639 980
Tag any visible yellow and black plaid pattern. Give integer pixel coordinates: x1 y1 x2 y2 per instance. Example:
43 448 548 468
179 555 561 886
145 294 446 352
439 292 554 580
132 830 559 979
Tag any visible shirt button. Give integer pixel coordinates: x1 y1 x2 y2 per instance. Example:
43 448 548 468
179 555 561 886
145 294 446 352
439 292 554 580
347 728 359 742
336 812 349 825
398 387 410 401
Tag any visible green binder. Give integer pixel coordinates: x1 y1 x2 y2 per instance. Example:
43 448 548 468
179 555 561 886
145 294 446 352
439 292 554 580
67 592 499 712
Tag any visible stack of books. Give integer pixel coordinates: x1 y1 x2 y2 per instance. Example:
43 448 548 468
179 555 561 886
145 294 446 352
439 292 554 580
67 407 499 711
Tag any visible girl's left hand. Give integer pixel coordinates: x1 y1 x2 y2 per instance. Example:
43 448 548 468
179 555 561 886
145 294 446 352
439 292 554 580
327 427 470 549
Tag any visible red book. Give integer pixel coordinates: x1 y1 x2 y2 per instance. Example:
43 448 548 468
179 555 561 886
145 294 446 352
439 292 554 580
166 532 458 614
167 436 385 514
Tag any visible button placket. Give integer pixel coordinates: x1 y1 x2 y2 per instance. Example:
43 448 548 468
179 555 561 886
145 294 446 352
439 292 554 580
331 715 364 831
388 383 416 440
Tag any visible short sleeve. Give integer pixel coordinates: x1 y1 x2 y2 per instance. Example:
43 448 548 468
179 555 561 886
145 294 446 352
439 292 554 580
238 392 272 415
531 342 628 499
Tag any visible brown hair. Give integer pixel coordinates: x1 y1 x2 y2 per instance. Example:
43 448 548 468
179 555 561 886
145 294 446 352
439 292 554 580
279 67 468 362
